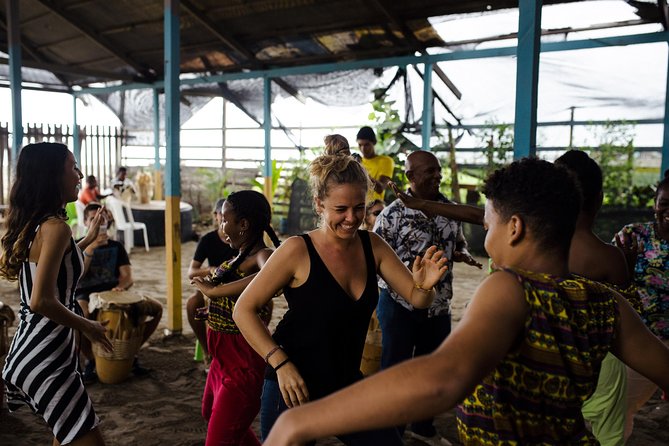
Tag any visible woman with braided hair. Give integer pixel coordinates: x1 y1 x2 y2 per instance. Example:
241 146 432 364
190 190 280 446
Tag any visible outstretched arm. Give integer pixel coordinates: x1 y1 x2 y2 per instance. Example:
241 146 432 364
390 182 484 225
612 293 669 393
263 271 527 445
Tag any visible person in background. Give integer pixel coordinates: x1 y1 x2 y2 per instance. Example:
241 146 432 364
233 141 448 445
262 158 669 446
374 150 480 445
78 175 110 205
555 150 637 446
615 170 669 440
356 126 394 202
111 166 136 199
190 190 281 446
186 198 237 361
75 202 163 382
363 199 384 231
1 142 112 445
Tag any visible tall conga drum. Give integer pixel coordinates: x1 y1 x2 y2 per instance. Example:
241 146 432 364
90 291 148 384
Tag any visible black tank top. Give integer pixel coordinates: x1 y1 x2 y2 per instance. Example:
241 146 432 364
266 230 378 399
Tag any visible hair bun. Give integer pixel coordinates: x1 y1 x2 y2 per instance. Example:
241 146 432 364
323 134 350 156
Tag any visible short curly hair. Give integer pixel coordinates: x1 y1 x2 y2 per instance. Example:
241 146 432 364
482 157 581 255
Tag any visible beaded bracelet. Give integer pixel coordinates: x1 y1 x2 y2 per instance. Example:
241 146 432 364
273 358 290 372
264 345 283 363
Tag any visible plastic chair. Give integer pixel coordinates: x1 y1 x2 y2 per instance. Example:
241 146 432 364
105 196 149 254
65 202 83 238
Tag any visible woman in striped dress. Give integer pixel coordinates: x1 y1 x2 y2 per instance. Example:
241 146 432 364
1 142 113 445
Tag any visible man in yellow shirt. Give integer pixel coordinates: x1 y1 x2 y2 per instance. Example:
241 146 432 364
356 126 394 202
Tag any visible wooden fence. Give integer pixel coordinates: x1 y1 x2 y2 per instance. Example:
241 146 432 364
0 123 124 204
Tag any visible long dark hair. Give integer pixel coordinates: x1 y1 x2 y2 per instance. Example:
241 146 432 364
0 142 71 280
212 190 280 284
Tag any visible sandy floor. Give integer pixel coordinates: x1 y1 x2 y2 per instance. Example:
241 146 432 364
1 235 668 445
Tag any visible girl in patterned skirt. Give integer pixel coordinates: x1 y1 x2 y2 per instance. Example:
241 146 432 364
190 190 279 446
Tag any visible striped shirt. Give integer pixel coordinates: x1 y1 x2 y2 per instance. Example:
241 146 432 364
2 221 99 444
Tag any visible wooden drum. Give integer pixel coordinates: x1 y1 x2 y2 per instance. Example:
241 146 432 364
90 291 148 384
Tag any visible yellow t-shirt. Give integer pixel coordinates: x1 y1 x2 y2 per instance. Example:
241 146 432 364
361 155 394 201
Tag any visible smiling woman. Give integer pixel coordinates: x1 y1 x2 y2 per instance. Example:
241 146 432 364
233 137 449 445
0 142 112 446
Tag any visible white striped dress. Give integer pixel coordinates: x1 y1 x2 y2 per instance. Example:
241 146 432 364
2 221 99 444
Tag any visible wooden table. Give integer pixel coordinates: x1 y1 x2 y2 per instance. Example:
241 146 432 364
129 200 193 246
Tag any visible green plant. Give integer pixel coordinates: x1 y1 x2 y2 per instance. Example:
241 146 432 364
478 121 514 177
250 159 283 200
197 167 230 205
584 122 635 207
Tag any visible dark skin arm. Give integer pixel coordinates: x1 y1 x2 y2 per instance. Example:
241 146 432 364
390 182 484 225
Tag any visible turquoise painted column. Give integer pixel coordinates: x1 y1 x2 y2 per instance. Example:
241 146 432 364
263 77 272 202
7 0 23 161
662 48 669 178
153 88 161 170
73 95 81 163
164 0 182 333
513 0 542 159
421 63 433 150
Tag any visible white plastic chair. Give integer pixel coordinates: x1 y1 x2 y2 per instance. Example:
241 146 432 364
105 196 149 254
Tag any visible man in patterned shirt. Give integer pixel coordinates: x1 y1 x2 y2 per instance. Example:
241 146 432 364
373 150 480 445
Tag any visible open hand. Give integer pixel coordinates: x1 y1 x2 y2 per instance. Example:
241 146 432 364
614 231 642 275
84 319 114 353
389 182 424 211
412 245 449 289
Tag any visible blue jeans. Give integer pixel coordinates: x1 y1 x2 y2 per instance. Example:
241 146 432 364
376 288 452 437
260 379 403 445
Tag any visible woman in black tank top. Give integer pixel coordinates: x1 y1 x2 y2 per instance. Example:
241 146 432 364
234 136 448 445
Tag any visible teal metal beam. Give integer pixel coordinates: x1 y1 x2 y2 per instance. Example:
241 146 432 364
513 0 542 159
73 94 81 163
263 77 272 178
421 63 433 150
73 31 669 96
7 0 23 161
164 1 180 196
153 88 161 169
663 46 669 179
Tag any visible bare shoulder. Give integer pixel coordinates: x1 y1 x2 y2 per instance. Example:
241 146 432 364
367 231 390 249
468 270 527 312
274 235 308 256
39 217 72 239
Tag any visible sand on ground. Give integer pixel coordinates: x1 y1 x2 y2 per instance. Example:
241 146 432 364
1 236 668 445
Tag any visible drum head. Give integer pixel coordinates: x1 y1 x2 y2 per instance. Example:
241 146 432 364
89 290 144 311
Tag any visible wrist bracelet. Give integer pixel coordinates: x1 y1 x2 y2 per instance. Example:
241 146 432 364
273 358 290 372
414 282 432 292
264 345 283 364
83 250 94 258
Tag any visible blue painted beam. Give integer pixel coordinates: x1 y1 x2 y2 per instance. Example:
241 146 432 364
663 47 669 179
73 31 669 96
7 0 22 161
421 63 433 150
73 94 80 163
263 77 272 178
153 88 161 169
164 2 180 197
513 0 542 159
